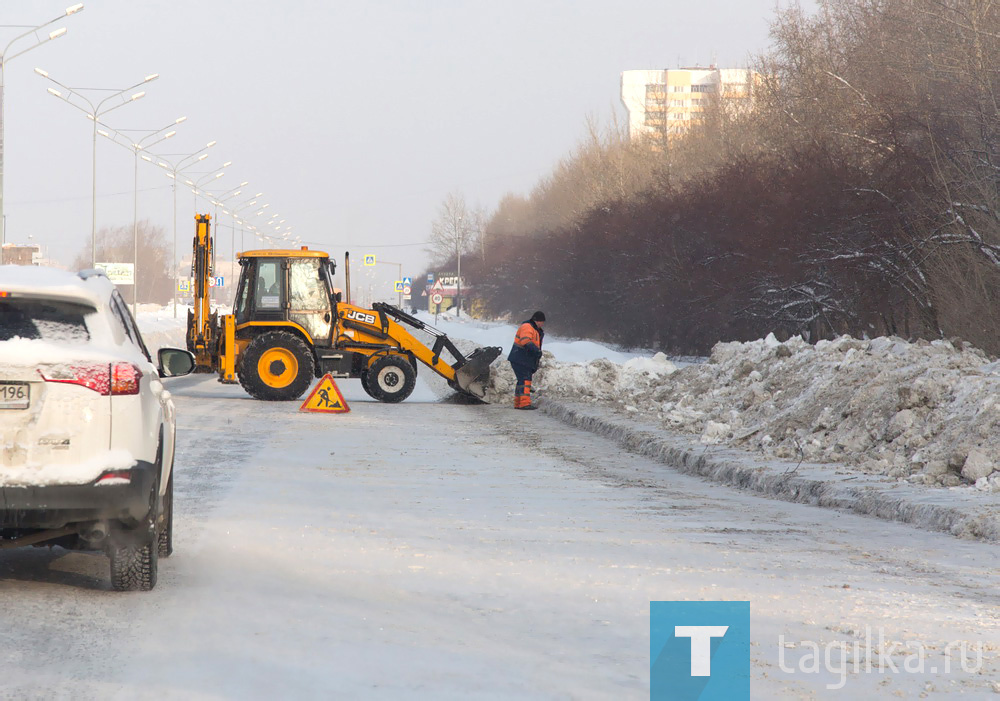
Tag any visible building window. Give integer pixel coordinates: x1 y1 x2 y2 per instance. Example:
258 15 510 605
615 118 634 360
670 99 685 107
692 98 707 106
672 85 687 92
691 84 713 93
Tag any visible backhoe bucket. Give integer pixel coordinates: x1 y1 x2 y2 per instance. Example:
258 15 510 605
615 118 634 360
452 346 503 400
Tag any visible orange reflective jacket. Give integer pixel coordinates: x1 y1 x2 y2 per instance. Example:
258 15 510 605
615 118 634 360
508 320 544 370
514 322 541 350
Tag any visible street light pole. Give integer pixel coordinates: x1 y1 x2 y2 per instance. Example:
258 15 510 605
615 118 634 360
97 116 185 315
144 141 218 317
0 4 81 260
36 66 158 266
456 216 464 317
224 192 262 261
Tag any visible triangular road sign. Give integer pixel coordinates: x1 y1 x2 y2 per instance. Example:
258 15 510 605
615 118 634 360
299 374 350 413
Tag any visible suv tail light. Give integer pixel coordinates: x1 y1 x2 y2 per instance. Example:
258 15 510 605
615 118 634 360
111 363 142 395
39 363 142 396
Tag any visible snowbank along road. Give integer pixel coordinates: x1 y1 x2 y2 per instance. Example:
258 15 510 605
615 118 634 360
0 365 996 699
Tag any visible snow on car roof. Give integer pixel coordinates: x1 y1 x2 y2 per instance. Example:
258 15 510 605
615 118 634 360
0 265 146 366
0 265 111 307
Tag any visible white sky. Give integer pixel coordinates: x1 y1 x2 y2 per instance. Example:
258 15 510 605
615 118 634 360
1 0 812 291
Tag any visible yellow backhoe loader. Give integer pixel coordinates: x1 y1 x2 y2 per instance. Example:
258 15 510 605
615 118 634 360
186 215 501 402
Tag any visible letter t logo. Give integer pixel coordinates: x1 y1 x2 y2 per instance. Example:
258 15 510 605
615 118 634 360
674 626 729 676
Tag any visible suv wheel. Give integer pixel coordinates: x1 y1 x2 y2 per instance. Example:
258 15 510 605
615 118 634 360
238 331 315 401
110 538 158 592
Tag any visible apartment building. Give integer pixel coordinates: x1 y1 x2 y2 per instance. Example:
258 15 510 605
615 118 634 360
620 66 755 141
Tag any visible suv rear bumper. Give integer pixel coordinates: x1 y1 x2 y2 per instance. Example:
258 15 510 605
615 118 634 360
0 460 157 530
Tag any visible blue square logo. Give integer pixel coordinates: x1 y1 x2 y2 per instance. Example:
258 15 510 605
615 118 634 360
650 601 750 700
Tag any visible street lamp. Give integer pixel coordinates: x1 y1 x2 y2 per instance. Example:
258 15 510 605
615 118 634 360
0 4 82 258
224 192 262 255
36 67 158 266
144 141 218 316
185 162 232 210
97 116 185 315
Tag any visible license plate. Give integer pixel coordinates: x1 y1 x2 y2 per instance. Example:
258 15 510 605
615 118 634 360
0 382 29 409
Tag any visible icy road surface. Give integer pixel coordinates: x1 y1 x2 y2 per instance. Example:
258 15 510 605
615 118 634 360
0 373 997 699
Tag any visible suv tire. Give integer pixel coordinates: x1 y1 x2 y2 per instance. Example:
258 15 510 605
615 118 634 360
110 539 158 592
239 331 315 401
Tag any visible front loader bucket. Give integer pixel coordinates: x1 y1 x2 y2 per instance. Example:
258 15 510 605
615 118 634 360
451 346 503 400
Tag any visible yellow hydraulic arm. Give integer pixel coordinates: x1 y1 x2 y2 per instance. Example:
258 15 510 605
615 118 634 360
187 214 217 372
333 301 501 397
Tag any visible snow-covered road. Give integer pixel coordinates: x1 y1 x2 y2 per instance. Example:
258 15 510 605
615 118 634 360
0 372 996 699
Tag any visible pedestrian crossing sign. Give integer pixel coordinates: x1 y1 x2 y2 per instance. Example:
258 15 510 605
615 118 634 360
299 374 350 414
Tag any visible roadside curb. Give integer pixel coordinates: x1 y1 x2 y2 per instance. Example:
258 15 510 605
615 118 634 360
538 398 1000 543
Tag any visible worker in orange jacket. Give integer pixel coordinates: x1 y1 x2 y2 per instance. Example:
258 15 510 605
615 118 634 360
507 311 545 409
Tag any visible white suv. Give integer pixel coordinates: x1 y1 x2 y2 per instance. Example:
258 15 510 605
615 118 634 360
0 266 194 591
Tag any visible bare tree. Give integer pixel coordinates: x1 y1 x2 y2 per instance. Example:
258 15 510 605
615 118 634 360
428 191 472 265
72 220 173 305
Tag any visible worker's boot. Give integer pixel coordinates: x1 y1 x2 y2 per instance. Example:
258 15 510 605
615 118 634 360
517 380 537 409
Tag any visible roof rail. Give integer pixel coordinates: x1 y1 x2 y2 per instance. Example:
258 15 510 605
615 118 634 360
77 268 108 280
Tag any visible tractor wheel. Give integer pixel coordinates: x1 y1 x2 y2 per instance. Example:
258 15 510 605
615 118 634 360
238 331 315 401
359 370 378 400
367 355 416 403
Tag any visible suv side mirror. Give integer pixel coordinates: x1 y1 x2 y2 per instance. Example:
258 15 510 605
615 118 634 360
158 348 196 378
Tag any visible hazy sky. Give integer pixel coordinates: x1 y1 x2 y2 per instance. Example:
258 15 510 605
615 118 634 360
1 0 810 292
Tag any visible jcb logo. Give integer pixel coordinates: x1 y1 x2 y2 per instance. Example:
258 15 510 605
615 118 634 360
345 310 377 325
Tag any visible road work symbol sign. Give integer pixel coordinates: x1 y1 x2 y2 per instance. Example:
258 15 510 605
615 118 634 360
299 374 350 414
363 255 376 266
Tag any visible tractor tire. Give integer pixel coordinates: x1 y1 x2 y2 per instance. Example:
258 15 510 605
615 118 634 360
239 331 315 401
367 355 416 403
110 538 158 592
359 370 378 400
157 471 173 558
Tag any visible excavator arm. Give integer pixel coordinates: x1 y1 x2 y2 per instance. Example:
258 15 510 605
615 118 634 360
334 302 501 399
187 214 218 372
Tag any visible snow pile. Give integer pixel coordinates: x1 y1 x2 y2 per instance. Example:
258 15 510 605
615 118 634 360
486 352 678 404
489 332 1000 490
